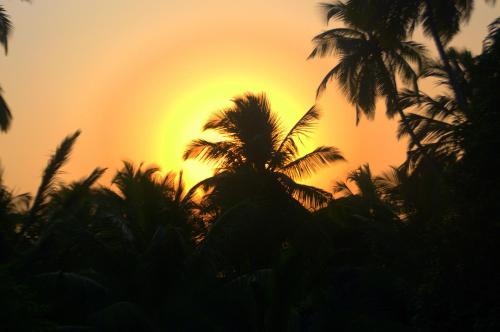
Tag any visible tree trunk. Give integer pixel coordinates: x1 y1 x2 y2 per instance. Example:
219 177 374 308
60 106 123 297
423 0 468 111
376 55 440 172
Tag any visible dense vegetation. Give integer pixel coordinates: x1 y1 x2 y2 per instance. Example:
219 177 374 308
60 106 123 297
1 1 499 331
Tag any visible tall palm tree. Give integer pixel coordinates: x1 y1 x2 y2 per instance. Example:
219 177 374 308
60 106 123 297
334 0 496 111
309 1 430 157
184 92 344 210
396 40 497 169
413 0 496 111
397 89 465 169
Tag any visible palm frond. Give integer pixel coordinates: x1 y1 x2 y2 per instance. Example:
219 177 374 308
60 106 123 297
203 109 233 134
354 61 377 123
315 50 367 99
112 161 161 197
373 62 398 118
420 1 461 45
398 89 457 119
180 181 202 209
174 170 185 204
309 27 366 60
332 180 353 196
183 139 238 166
82 167 107 188
0 91 12 132
187 172 231 194
483 17 500 53
398 41 429 74
390 49 420 91
320 1 349 24
280 146 344 180
345 164 380 202
30 130 81 219
273 106 320 167
277 172 332 209
47 167 106 218
0 6 12 54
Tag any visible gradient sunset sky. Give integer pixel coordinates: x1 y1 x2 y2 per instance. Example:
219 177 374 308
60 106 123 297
0 0 498 194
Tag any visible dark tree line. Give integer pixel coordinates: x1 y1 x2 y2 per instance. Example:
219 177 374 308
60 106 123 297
1 1 499 331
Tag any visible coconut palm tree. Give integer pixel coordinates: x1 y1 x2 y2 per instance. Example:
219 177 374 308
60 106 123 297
184 92 344 210
309 1 430 157
413 0 496 111
338 0 496 110
333 164 397 221
397 89 465 169
377 162 450 223
91 161 203 257
396 36 498 169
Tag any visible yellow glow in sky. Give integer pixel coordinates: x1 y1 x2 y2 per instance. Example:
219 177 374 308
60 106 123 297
155 73 318 187
0 0 498 194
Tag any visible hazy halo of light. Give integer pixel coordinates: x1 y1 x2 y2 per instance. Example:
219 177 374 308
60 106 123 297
153 71 317 189
0 0 496 194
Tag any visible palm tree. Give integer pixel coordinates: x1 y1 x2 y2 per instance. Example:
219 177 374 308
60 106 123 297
397 89 465 169
309 1 430 158
184 92 344 210
97 161 200 251
18 130 81 241
333 164 397 221
335 0 496 111
377 162 450 223
396 39 497 169
413 0 497 111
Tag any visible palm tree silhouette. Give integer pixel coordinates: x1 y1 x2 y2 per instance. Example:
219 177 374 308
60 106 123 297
397 88 465 169
412 0 497 111
326 0 497 112
97 162 200 252
309 1 430 158
333 164 396 221
184 92 344 210
396 38 497 169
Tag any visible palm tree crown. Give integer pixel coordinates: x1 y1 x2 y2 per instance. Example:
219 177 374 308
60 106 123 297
309 1 427 124
184 92 345 209
415 0 496 111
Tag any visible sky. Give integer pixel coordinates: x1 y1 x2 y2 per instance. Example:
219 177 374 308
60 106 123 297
0 0 498 194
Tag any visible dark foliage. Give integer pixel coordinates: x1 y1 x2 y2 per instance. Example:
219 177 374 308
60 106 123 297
0 2 499 331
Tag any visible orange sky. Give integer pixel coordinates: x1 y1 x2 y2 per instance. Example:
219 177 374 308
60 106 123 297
0 0 498 194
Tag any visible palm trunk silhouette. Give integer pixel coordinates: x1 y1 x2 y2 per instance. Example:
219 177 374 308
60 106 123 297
376 55 440 172
423 0 468 111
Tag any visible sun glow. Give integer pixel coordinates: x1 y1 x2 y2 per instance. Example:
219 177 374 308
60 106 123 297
153 72 315 189
85 22 325 192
